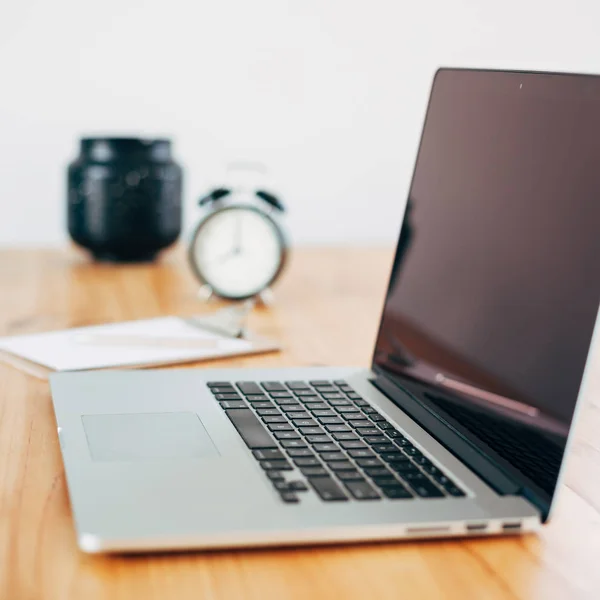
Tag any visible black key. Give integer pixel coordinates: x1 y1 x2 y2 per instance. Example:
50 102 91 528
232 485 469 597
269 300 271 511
347 393 363 400
372 443 397 454
252 401 275 410
332 432 359 441
237 382 263 395
207 381 232 387
377 422 394 431
333 380 347 386
327 399 351 406
338 385 354 392
403 472 428 481
380 452 409 462
267 423 294 432
386 430 404 439
316 387 338 394
262 382 287 392
328 460 355 471
299 427 325 436
299 397 322 405
381 485 413 499
371 474 398 485
265 471 285 481
347 419 372 428
287 448 314 458
445 485 466 497
288 481 309 492
253 449 285 461
293 390 318 397
369 414 386 422
356 457 383 468
246 394 269 402
321 393 345 400
281 440 308 449
256 408 281 417
269 391 293 398
390 461 419 473
308 477 348 501
320 452 346 462
301 467 329 477
280 491 299 503
354 400 370 407
432 473 452 486
362 407 377 414
309 380 332 387
292 419 317 428
306 403 330 411
364 467 392 478
313 443 339 453
219 400 247 409
404 447 421 457
209 386 236 394
215 393 243 401
281 404 304 413
289 412 311 421
325 425 351 433
305 435 332 444
408 479 445 498
312 410 336 418
225 408 277 449
335 470 365 481
273 480 292 491
348 448 375 459
274 431 300 440
363 435 387 445
423 465 443 477
286 381 310 389
261 460 292 471
344 480 380 500
356 427 381 436
394 437 411 447
293 457 321 467
340 440 367 450
336 406 360 414
414 456 432 467
262 415 287 424
318 417 344 425
273 398 298 406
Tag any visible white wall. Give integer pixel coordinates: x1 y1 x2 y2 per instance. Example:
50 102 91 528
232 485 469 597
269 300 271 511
0 0 598 246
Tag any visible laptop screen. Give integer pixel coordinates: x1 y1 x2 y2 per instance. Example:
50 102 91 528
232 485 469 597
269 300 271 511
373 69 600 503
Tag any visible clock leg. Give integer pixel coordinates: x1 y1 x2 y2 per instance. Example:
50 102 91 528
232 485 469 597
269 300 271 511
258 288 274 306
197 284 214 302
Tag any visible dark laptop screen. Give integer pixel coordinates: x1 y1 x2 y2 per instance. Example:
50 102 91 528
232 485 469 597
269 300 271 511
373 69 600 501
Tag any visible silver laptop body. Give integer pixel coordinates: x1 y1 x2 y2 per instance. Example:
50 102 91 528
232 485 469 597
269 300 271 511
50 68 600 553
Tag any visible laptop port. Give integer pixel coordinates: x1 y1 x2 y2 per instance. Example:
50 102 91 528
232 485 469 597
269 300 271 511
502 522 522 532
466 523 488 532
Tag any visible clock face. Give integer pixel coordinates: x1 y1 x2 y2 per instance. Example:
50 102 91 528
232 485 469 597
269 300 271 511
190 206 286 299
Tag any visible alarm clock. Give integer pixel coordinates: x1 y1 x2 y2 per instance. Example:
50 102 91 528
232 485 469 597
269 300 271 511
188 168 288 301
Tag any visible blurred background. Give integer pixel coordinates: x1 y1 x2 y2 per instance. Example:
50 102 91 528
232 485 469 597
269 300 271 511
0 0 598 247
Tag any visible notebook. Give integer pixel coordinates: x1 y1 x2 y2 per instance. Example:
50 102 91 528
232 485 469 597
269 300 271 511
0 316 280 380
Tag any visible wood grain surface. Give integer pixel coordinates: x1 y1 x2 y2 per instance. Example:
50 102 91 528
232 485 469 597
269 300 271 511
0 247 599 600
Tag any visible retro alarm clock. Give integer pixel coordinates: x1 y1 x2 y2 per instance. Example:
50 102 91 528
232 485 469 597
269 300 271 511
188 164 288 302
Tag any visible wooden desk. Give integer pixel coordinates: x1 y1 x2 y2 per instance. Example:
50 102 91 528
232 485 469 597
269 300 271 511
1 248 599 600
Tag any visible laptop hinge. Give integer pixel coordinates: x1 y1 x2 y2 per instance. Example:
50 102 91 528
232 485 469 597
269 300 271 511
371 373 522 496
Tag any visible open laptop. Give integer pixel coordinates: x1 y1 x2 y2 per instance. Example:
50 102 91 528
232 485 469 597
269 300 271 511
50 68 600 553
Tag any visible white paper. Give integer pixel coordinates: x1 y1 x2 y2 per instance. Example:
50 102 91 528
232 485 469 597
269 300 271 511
0 317 253 371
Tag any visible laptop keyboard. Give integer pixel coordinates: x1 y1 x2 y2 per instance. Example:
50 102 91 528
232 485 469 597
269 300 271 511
207 380 465 504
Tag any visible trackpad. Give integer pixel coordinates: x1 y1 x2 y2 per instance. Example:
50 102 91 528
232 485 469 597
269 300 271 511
82 412 220 461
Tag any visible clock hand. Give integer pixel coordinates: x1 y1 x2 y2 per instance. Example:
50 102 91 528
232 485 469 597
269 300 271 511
233 215 242 254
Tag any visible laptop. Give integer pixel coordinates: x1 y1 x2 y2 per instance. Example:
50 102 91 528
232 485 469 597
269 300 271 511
50 68 600 553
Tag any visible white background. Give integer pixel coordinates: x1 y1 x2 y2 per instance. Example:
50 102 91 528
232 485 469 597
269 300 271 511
0 0 598 247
